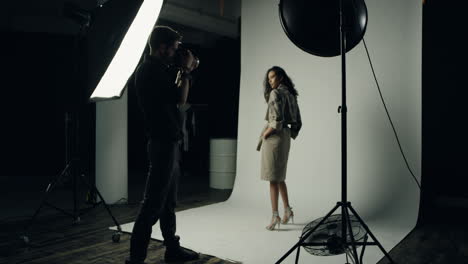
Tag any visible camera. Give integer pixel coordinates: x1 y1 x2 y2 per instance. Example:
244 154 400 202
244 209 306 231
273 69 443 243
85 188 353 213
174 46 200 70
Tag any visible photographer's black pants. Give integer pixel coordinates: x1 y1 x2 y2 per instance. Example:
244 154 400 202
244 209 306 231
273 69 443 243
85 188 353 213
129 138 180 262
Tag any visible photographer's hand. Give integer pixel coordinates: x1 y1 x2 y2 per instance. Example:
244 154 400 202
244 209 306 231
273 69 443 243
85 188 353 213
183 50 195 72
175 50 194 106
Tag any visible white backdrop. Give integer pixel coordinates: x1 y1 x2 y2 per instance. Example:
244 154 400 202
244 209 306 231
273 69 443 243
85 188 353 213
115 0 422 263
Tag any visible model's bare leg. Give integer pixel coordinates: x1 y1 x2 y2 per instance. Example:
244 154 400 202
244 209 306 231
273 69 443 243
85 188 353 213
279 181 294 224
270 181 279 212
278 181 290 208
267 181 281 230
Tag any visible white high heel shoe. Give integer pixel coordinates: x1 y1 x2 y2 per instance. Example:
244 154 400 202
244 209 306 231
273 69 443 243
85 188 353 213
266 211 281 231
281 206 294 224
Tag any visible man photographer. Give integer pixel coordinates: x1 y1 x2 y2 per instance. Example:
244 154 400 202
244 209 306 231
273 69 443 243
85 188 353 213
126 26 199 264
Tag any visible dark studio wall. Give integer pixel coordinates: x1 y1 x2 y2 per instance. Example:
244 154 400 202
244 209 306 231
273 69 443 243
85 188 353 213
0 31 91 178
421 0 468 222
0 0 143 181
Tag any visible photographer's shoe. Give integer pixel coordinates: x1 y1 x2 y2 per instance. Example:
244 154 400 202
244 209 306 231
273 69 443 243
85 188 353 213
163 236 199 263
164 246 199 263
125 258 146 264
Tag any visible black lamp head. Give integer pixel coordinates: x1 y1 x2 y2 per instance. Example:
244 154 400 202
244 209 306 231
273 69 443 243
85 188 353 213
279 0 368 57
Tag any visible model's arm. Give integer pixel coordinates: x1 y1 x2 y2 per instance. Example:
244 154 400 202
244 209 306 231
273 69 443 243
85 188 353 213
264 89 283 139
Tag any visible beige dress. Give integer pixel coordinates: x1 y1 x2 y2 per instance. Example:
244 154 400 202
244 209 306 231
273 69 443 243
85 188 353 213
258 84 302 182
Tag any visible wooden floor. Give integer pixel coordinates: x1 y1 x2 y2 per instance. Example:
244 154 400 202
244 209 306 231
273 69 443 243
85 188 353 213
377 206 468 264
0 202 236 264
0 173 234 264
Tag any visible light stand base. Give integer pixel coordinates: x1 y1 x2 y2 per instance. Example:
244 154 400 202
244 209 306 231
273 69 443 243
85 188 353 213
20 159 123 245
276 202 395 264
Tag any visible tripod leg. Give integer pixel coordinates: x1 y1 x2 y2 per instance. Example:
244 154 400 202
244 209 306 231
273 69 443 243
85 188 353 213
344 205 360 264
295 246 301 264
78 174 122 231
360 235 368 264
23 163 72 233
23 196 48 233
73 163 79 222
275 203 341 264
347 205 396 264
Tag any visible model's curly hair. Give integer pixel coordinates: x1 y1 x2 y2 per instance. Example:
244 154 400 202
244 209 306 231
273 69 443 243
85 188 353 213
263 66 298 102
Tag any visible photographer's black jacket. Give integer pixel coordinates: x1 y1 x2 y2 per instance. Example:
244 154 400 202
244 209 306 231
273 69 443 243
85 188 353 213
134 54 183 141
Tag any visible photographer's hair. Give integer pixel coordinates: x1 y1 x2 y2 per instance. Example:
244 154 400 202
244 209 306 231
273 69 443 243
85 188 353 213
263 66 298 102
148 26 182 53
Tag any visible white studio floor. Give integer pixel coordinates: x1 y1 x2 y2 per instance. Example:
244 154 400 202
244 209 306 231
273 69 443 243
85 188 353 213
113 190 416 264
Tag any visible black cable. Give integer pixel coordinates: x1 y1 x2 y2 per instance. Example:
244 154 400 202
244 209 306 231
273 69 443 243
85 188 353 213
357 5 466 264
362 38 422 190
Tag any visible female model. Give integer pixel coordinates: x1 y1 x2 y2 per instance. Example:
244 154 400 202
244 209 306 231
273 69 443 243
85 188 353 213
258 66 302 231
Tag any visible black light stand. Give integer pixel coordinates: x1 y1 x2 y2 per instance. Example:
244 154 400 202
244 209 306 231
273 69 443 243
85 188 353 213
276 1 395 263
20 111 122 244
20 5 122 245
